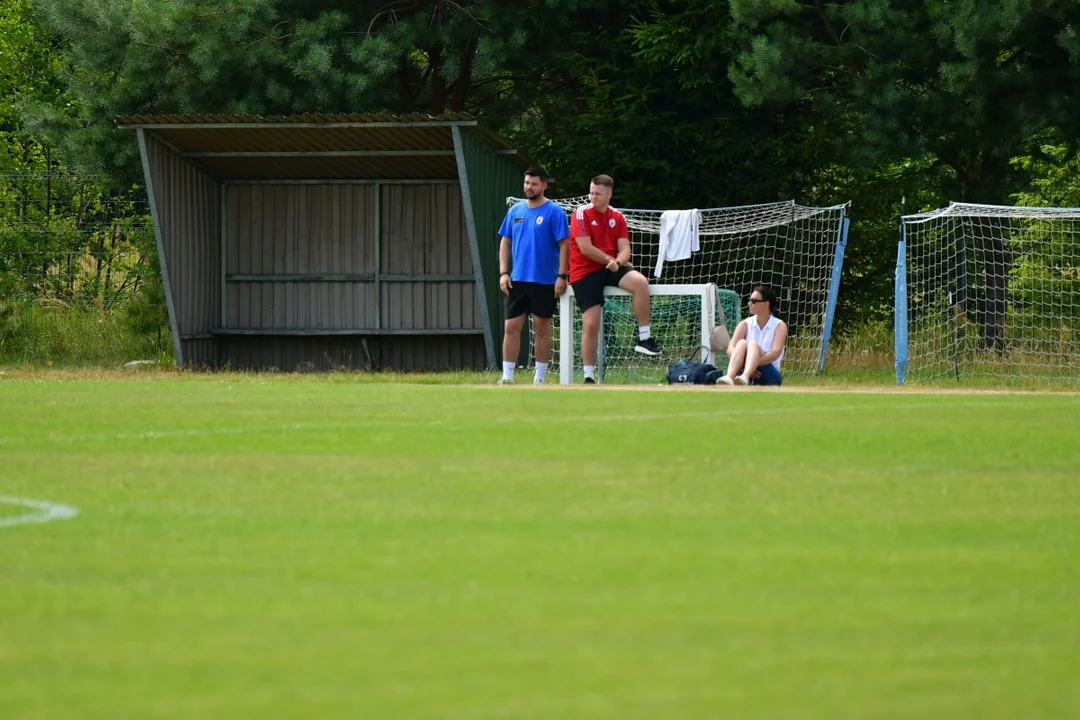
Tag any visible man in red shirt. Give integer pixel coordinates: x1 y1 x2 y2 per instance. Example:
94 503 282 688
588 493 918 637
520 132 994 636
569 174 662 383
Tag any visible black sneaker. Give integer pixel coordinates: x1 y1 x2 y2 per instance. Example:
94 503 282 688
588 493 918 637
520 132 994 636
583 377 596 384
634 337 662 356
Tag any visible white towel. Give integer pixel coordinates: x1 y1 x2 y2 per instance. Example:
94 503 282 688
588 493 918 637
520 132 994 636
654 209 701 278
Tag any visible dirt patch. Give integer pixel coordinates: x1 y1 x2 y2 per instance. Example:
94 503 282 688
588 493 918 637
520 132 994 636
488 382 1080 396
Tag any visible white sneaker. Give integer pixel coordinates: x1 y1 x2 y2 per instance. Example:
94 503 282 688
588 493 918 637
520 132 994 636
733 374 749 386
497 377 514 385
718 376 734 386
533 377 544 385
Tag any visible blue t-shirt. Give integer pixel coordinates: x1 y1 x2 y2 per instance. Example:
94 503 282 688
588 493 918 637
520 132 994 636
498 199 570 284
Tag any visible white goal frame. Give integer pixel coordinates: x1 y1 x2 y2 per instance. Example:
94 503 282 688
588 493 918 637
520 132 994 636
558 283 717 384
896 201 1080 384
509 196 851 379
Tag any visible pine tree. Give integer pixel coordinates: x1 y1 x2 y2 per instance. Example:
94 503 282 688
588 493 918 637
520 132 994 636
34 0 616 177
727 0 1080 202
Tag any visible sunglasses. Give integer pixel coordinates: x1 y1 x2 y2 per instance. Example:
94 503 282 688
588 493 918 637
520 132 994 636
748 298 765 304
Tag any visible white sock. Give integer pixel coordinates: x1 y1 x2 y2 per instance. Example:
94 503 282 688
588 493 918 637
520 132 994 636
639 325 651 341
584 365 595 380
534 362 548 383
502 361 516 380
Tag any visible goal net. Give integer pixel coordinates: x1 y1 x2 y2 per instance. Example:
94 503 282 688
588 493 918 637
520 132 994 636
510 197 850 383
556 283 736 384
896 202 1080 384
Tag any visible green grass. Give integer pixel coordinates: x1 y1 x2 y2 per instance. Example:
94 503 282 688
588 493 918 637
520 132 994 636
1 375 1078 719
0 301 171 368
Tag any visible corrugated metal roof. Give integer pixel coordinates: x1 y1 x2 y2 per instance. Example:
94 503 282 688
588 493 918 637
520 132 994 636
116 112 478 126
117 113 526 181
162 125 460 153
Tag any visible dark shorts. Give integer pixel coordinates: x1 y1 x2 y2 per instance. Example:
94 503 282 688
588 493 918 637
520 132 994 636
505 281 556 320
748 363 783 386
571 266 634 313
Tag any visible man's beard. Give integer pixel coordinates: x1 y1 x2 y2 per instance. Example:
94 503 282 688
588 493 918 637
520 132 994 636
525 189 538 199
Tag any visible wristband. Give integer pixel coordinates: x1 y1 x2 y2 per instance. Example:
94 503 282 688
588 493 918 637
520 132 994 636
500 272 510 277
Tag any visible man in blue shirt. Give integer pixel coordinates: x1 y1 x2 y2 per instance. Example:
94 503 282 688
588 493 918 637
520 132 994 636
497 165 570 384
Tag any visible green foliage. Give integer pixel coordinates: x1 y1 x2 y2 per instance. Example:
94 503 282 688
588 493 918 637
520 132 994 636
33 0 618 176
5 0 1079 354
0 265 18 338
518 1 931 331
514 0 823 209
121 240 169 345
0 0 66 123
802 157 954 329
0 172 157 303
728 0 1080 202
0 0 167 360
1012 142 1080 209
0 0 64 178
0 299 170 366
722 0 1080 338
1005 144 1080 342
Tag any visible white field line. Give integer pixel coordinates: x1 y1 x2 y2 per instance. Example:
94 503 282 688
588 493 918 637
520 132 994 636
0 399 1064 448
0 496 78 528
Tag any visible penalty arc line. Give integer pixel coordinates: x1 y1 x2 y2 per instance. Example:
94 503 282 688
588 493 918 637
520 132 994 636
0 496 79 529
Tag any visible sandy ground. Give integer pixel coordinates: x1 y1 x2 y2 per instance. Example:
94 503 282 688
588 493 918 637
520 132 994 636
490 382 1080 396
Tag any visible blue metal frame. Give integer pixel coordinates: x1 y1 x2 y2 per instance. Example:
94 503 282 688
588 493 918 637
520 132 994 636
894 224 909 385
818 211 850 373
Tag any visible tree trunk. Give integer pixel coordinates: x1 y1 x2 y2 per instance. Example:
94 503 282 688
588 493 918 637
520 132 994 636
428 47 446 114
103 225 118 306
449 39 476 112
978 225 1012 353
395 64 415 109
941 152 1014 353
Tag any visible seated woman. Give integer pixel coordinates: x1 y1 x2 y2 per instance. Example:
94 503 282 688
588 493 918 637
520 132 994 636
717 285 787 386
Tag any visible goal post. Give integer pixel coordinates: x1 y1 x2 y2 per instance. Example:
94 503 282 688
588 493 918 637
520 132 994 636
897 201 1080 384
557 283 721 384
510 196 849 383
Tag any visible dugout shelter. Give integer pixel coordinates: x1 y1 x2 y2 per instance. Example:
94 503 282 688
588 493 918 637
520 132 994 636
119 113 528 371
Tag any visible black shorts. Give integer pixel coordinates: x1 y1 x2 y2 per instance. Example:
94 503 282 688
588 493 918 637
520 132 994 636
571 266 633 312
505 281 557 320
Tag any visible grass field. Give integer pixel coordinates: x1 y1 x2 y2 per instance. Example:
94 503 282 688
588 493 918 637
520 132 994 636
1 373 1078 719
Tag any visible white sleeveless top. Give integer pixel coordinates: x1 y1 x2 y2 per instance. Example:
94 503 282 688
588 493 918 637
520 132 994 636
743 315 785 370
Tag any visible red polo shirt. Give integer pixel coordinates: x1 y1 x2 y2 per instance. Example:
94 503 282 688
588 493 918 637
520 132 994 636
569 204 629 283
